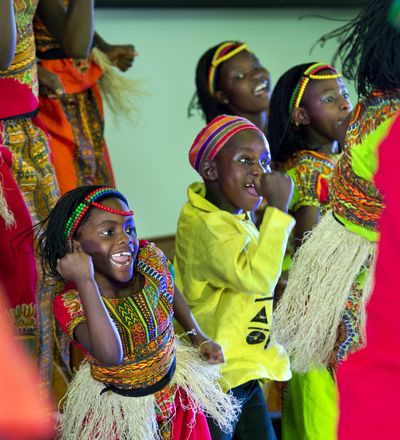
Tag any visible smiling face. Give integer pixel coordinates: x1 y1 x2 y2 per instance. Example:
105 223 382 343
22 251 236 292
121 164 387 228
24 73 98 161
75 198 139 291
297 71 352 145
216 50 271 115
208 130 271 213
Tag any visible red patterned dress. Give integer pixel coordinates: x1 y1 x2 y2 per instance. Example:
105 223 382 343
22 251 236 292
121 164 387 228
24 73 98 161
0 0 62 387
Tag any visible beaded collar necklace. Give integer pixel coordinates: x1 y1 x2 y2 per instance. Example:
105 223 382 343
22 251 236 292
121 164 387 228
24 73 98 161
65 187 133 240
288 63 342 118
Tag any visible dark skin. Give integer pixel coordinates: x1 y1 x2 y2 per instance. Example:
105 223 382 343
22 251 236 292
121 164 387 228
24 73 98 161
57 198 224 366
214 50 271 134
202 130 293 215
1 0 94 71
37 32 138 98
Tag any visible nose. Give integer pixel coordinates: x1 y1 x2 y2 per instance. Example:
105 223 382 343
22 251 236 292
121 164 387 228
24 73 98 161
117 229 132 245
339 95 352 112
251 161 265 175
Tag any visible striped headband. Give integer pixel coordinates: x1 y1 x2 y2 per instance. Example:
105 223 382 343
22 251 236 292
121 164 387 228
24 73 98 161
208 42 249 96
189 114 263 173
65 187 133 240
288 63 342 117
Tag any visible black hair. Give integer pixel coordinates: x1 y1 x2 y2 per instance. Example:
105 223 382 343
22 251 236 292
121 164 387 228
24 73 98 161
318 0 400 98
188 41 242 122
268 62 318 163
39 185 128 281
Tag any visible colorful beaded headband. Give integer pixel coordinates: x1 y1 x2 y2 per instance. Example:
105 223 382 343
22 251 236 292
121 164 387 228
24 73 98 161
288 63 342 118
65 187 133 240
208 42 249 96
189 114 262 173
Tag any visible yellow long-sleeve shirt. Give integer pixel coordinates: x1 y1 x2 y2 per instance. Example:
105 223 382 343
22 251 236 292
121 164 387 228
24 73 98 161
174 182 295 390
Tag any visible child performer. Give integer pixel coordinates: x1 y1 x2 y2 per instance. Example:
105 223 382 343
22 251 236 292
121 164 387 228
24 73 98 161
274 0 400 435
267 61 352 439
174 115 295 440
188 42 270 133
39 185 238 440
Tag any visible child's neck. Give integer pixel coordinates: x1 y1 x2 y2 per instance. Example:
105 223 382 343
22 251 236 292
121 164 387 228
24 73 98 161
234 111 268 134
306 140 339 156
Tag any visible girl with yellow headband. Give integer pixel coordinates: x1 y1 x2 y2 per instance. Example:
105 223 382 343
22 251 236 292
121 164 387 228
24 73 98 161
189 41 270 134
268 61 352 440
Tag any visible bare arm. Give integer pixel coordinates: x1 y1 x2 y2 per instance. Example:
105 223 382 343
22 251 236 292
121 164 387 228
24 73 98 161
57 251 123 365
293 205 320 250
37 0 94 59
0 0 16 70
94 31 137 72
173 285 224 364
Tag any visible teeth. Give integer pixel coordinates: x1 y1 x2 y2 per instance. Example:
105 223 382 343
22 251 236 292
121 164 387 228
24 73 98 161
245 183 255 188
112 252 131 257
254 82 267 93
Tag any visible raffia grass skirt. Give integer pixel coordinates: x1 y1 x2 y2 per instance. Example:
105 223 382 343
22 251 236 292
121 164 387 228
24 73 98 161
273 212 375 373
59 340 240 439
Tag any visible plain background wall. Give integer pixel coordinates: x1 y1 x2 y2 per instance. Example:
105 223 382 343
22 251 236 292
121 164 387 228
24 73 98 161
95 7 359 239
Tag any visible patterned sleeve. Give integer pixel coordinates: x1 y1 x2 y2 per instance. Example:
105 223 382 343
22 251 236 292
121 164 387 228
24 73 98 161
287 161 329 213
53 289 87 339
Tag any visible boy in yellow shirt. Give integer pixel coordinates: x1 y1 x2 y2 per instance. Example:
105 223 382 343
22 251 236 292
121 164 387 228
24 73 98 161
174 114 294 440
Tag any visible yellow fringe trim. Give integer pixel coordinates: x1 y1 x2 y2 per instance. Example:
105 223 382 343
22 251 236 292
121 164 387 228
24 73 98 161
59 339 240 439
273 212 375 373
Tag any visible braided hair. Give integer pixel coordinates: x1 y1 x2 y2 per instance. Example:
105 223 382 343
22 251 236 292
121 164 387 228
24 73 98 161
39 185 129 281
318 0 400 98
268 62 318 163
188 41 242 122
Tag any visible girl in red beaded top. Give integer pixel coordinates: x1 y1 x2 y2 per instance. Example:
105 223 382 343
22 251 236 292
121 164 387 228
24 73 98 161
39 185 238 440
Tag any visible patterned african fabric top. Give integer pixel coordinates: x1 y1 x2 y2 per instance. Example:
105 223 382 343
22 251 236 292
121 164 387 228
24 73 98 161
53 241 176 388
281 149 338 272
285 149 339 214
33 2 101 94
330 91 400 241
0 0 39 119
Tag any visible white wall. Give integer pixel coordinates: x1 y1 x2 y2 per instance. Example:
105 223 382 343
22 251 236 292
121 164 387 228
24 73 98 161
95 7 358 238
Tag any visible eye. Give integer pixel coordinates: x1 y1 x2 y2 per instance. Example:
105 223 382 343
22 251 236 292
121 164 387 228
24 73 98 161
125 225 136 236
322 94 336 103
261 158 271 169
100 229 114 237
342 91 350 100
238 157 252 165
234 72 245 80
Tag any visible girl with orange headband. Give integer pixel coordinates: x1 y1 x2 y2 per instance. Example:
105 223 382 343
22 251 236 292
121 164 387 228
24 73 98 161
274 0 400 438
189 41 270 134
268 61 352 439
39 185 238 439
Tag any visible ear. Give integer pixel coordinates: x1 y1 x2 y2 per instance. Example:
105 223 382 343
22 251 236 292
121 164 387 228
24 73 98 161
201 159 218 181
214 90 229 105
291 106 310 126
70 239 81 253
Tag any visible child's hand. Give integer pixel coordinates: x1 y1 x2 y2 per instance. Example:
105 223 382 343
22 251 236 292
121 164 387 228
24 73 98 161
37 64 64 98
195 336 225 365
257 170 294 213
56 243 94 286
